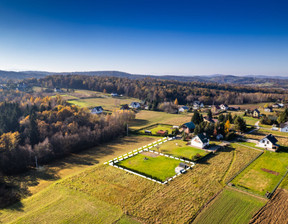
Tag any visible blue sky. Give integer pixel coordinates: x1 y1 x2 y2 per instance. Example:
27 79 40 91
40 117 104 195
0 0 287 76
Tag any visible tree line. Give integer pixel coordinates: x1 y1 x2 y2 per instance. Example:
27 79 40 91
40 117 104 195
0 95 135 174
25 75 288 106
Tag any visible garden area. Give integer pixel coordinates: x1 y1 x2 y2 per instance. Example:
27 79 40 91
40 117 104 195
232 150 288 196
137 124 174 136
116 153 182 182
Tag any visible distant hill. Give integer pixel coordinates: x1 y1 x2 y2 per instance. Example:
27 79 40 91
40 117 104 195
0 70 287 87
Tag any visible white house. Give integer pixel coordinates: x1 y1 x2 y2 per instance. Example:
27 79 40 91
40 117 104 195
192 101 204 110
257 134 279 152
111 93 118 97
129 102 141 109
220 104 229 110
280 122 288 132
91 106 103 114
191 134 209 149
264 107 273 112
179 106 189 113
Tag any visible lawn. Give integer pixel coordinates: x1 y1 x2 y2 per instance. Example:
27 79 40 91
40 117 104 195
193 188 266 224
138 124 173 135
117 153 181 182
152 140 209 160
232 150 288 195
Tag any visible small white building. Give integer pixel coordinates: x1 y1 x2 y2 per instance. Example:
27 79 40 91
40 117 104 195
264 107 273 112
111 93 118 97
191 134 209 149
257 134 279 152
91 106 103 114
179 106 189 113
129 102 141 109
175 163 188 174
220 104 229 110
192 101 204 110
279 122 288 132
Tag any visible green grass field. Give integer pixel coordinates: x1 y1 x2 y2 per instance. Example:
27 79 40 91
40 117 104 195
152 140 209 160
232 150 288 195
117 153 181 181
237 141 264 150
193 188 266 224
138 124 173 135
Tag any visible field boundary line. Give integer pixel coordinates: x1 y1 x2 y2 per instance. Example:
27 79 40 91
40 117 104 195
268 169 288 198
221 150 236 185
189 189 224 223
225 149 264 184
226 186 268 201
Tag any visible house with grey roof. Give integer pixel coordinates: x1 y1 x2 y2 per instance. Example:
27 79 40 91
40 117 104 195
257 134 279 152
191 133 209 149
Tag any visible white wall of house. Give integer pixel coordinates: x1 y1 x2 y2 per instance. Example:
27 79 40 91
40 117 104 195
91 108 103 114
280 126 288 132
191 136 209 149
258 138 273 149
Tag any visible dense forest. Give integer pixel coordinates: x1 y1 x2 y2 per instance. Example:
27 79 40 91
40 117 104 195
0 93 134 174
25 75 288 106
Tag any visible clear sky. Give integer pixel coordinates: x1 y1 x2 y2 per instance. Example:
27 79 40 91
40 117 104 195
0 0 287 76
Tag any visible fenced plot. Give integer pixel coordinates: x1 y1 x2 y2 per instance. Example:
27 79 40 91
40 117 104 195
104 137 195 184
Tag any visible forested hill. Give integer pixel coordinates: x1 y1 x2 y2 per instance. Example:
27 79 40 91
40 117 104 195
1 70 288 87
27 75 288 105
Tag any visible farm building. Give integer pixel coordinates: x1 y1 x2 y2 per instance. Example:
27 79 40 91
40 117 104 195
191 134 209 149
91 106 103 114
279 122 288 132
220 104 229 110
182 122 195 134
129 102 141 109
252 109 261 118
179 106 189 113
264 107 273 112
257 134 279 152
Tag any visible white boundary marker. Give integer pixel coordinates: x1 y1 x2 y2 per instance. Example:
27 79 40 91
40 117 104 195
104 137 195 184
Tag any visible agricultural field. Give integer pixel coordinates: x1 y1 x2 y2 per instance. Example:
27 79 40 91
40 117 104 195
236 141 265 151
3 135 160 197
129 110 191 130
250 189 288 224
151 139 209 161
230 102 274 110
138 124 173 135
0 146 238 223
224 143 262 183
117 153 181 182
193 188 266 224
232 151 288 196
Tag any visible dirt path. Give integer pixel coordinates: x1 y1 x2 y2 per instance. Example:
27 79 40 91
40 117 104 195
221 150 236 185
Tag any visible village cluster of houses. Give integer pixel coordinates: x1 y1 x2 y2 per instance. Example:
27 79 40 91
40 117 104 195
91 101 142 114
